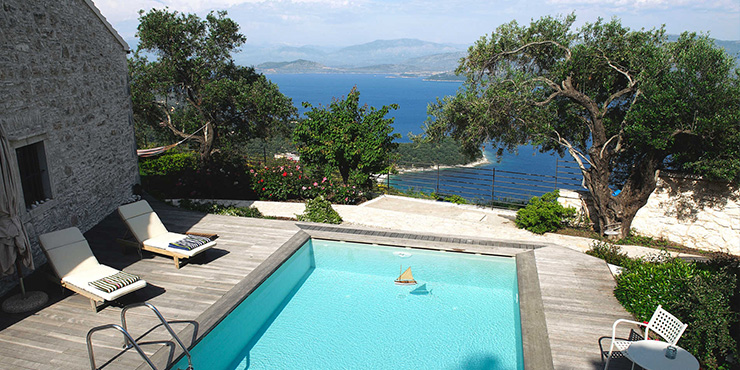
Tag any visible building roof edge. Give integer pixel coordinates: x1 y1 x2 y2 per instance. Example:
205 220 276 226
82 0 131 52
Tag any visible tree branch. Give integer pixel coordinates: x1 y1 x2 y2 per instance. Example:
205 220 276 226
500 41 572 62
599 49 634 86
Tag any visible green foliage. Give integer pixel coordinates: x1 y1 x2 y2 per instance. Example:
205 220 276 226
614 256 739 369
129 9 296 162
426 13 740 238
177 199 264 218
439 194 468 204
138 152 198 176
395 137 476 166
615 232 686 250
140 151 256 200
297 196 343 224
249 159 364 204
515 190 576 234
586 241 641 270
294 87 401 186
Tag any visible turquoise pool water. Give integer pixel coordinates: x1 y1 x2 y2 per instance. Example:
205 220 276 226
173 240 523 370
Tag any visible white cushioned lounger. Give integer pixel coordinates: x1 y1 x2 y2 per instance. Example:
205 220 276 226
117 200 217 269
39 227 147 312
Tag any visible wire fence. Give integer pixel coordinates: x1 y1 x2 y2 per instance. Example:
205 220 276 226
385 158 584 208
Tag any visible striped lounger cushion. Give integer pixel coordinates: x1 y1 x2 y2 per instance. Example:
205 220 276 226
168 235 211 251
88 271 141 293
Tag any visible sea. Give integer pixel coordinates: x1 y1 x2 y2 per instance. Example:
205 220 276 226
266 73 578 201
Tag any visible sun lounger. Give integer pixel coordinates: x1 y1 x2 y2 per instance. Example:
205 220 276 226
117 200 217 269
38 227 147 312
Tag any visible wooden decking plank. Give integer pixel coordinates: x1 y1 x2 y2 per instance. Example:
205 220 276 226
0 201 629 369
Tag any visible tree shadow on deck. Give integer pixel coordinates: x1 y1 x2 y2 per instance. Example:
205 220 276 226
86 197 230 270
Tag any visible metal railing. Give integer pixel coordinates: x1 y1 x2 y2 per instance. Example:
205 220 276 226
86 302 193 370
386 158 585 207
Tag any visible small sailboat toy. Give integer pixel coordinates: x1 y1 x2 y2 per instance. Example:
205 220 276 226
395 265 417 285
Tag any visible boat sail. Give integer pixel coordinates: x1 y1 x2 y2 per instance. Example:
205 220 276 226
395 266 417 285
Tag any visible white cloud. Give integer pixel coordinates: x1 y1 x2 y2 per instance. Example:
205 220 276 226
546 0 738 11
92 0 362 23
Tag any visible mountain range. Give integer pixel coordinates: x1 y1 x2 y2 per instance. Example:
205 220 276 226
234 37 740 75
234 39 468 76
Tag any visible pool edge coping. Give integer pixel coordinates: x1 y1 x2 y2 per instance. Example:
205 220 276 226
146 230 312 370
516 250 555 370
153 226 555 370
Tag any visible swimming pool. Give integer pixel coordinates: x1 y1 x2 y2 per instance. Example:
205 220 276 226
172 238 524 370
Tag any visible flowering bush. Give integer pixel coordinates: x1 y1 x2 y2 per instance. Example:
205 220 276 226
250 160 305 201
249 159 364 204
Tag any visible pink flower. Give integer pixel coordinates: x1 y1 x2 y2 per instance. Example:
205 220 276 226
302 186 307 190
322 177 327 183
345 197 348 201
313 182 318 186
249 169 254 173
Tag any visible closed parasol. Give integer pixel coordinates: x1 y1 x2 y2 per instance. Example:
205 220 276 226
0 123 47 312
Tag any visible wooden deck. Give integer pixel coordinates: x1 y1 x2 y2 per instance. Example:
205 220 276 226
0 201 633 370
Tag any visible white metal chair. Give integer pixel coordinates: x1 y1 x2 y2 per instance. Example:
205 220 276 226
603 305 688 370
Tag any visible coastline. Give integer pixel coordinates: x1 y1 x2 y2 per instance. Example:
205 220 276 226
376 152 491 182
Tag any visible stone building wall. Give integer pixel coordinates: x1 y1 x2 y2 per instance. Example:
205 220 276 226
559 175 740 255
0 0 138 293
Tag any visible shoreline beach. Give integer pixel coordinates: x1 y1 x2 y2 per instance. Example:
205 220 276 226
375 152 491 182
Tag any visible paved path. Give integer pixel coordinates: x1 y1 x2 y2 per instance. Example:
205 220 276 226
198 195 696 260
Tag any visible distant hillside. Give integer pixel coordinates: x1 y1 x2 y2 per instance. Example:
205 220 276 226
403 51 467 71
257 59 335 73
238 38 468 69
334 39 464 66
247 36 740 74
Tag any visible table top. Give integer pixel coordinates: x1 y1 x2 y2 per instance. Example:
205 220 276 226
625 340 699 370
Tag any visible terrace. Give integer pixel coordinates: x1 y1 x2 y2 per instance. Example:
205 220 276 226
0 198 633 370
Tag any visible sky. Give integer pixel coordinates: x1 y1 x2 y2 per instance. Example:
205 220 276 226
94 0 740 47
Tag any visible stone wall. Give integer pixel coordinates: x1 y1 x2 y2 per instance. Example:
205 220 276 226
559 175 740 255
0 0 138 294
631 175 739 255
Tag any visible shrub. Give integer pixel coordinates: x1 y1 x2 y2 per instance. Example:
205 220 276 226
250 159 305 201
614 258 695 320
139 151 257 200
439 194 468 204
297 196 342 224
139 152 199 176
586 241 642 270
249 160 364 204
177 199 264 218
515 190 576 234
614 257 739 369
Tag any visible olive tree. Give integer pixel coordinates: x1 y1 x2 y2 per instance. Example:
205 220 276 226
129 9 295 162
426 14 740 238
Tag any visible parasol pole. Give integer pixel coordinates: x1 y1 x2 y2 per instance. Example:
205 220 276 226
15 259 26 297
